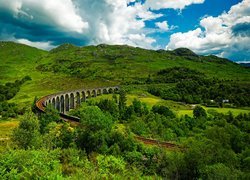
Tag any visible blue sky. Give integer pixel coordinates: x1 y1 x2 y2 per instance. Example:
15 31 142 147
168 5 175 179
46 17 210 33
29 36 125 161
0 0 249 62
147 0 241 47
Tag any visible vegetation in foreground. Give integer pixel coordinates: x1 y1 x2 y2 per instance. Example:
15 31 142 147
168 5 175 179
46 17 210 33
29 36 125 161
1 91 250 179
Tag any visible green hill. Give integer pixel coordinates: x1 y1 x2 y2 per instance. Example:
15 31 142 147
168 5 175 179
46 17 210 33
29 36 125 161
0 41 46 82
0 41 250 106
39 43 250 83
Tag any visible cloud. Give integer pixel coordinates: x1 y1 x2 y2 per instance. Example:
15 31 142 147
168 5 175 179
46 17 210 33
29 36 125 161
166 0 250 61
232 22 250 37
0 0 162 49
144 0 205 10
0 0 88 33
0 0 206 50
155 21 176 32
155 21 170 31
16 39 56 50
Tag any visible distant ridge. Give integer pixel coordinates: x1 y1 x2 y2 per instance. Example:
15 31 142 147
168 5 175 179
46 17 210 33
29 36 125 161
239 63 250 68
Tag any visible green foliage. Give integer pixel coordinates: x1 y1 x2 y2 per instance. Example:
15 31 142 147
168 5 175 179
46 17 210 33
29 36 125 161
39 105 60 134
0 102 18 119
149 75 250 107
42 122 75 150
152 105 175 118
0 76 31 102
119 89 127 119
200 163 239 180
75 106 114 153
0 149 62 179
0 77 31 119
131 98 149 117
193 106 207 119
78 106 113 132
12 111 42 149
155 67 205 83
97 155 126 177
97 98 119 119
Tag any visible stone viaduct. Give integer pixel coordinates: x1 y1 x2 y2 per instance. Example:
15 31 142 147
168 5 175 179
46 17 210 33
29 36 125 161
36 86 119 114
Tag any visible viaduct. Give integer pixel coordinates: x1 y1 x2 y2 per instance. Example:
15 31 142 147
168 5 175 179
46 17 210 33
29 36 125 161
35 86 119 121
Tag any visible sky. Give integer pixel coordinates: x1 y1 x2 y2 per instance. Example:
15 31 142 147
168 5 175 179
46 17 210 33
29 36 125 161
0 0 249 62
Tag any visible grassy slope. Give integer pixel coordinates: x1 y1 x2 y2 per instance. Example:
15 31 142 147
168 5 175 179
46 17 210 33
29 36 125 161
40 44 250 82
1 41 249 107
0 42 115 107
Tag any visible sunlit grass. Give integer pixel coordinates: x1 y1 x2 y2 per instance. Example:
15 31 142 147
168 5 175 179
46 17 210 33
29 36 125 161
177 107 250 117
0 119 19 151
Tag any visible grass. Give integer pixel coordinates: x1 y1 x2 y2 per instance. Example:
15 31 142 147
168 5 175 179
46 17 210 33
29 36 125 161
177 107 250 117
87 93 250 118
0 119 19 152
0 119 19 138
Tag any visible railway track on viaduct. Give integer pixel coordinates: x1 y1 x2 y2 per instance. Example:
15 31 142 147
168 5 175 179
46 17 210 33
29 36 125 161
35 86 180 149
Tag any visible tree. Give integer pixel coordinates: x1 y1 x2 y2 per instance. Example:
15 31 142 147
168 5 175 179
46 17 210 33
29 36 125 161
76 106 114 153
12 111 42 149
152 105 175 118
193 106 207 119
97 99 119 119
79 106 113 132
118 89 127 119
112 93 118 103
39 105 60 134
131 99 149 117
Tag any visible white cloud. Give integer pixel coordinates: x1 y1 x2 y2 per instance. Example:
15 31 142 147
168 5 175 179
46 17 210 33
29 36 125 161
155 21 169 31
166 0 250 60
0 0 88 33
144 0 205 10
16 39 56 50
74 0 158 48
155 21 176 32
0 0 207 50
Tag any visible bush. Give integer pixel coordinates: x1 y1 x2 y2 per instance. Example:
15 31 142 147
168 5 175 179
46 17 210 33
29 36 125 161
12 111 42 149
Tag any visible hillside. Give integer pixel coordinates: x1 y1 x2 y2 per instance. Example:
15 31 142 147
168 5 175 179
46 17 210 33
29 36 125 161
0 41 250 107
39 44 250 83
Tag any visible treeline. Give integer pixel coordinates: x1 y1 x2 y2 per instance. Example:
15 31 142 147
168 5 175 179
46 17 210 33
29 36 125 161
147 67 250 107
0 76 31 119
0 76 31 101
2 91 249 179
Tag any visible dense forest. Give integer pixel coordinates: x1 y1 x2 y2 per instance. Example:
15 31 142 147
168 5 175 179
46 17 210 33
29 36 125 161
147 67 250 107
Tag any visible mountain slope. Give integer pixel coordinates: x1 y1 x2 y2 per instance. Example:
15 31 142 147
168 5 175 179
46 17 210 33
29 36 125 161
0 41 47 82
0 42 249 106
38 43 250 83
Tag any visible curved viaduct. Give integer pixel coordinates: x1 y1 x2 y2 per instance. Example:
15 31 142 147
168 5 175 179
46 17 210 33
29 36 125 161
35 86 179 149
35 86 119 121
